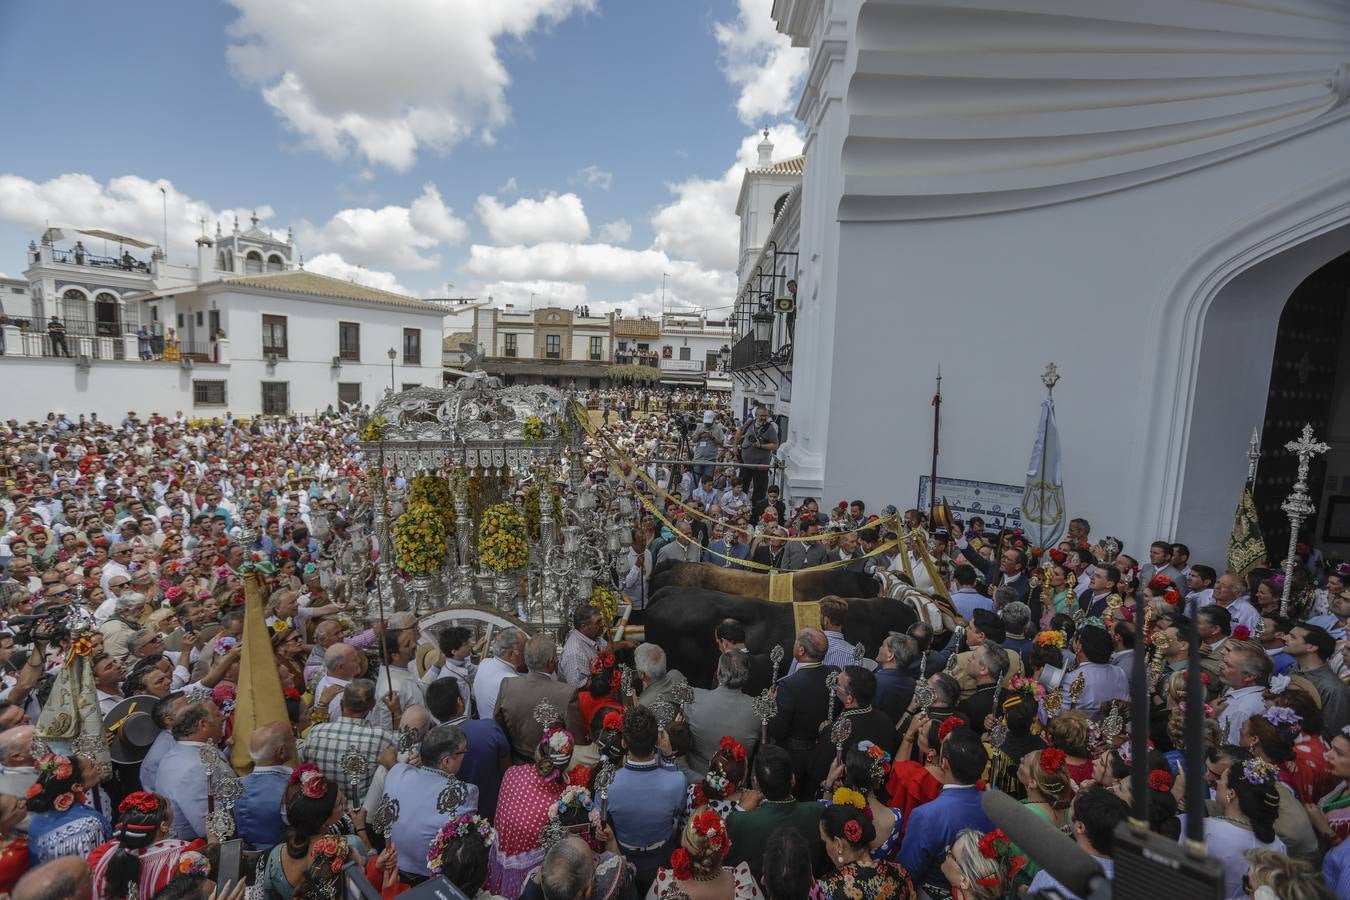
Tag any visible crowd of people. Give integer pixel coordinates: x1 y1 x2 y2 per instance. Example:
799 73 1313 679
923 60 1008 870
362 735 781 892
0 397 1344 899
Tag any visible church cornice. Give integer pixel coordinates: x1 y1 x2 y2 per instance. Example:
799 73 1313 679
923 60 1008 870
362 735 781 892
836 0 1350 221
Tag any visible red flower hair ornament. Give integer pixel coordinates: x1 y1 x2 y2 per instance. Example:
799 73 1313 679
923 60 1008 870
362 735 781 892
1148 770 1174 792
118 791 160 815
602 710 624 732
1039 748 1066 774
718 736 747 763
842 819 864 843
938 716 964 743
1148 574 1173 592
1163 588 1181 607
290 763 329 799
670 847 693 881
1232 625 1251 641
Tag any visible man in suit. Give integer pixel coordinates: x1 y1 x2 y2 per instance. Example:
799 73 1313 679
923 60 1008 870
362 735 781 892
494 634 585 762
994 547 1031 605
725 745 827 881
958 644 1009 739
714 619 773 697
1137 540 1183 598
751 525 789 570
808 665 897 786
768 628 837 798
782 518 828 570
1077 564 1122 618
633 642 688 710
154 700 223 840
898 728 995 896
948 609 1024 699
873 632 917 723
830 531 868 574
686 651 760 776
234 722 294 850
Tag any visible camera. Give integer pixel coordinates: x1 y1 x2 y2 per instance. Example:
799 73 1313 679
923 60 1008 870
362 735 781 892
8 609 70 645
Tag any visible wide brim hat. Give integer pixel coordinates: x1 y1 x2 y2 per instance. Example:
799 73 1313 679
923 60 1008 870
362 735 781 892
104 694 163 765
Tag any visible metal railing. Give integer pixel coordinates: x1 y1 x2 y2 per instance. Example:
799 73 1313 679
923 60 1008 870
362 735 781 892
614 352 659 367
48 248 152 273
728 333 770 370
0 316 219 362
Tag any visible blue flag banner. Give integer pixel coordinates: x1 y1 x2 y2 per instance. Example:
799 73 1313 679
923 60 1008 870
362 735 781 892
1022 396 1066 549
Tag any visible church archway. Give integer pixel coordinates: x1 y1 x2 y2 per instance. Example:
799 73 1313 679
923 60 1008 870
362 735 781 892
1172 224 1350 568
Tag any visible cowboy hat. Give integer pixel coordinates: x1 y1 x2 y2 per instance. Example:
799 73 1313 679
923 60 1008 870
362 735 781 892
104 694 164 765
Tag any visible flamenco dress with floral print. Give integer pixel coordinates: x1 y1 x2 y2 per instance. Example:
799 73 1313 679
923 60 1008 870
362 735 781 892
818 860 916 900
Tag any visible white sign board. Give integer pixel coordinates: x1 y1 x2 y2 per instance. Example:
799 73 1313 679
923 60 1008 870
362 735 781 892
917 476 1025 533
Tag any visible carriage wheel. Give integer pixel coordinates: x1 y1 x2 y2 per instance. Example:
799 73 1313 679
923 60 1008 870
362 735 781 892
416 604 536 660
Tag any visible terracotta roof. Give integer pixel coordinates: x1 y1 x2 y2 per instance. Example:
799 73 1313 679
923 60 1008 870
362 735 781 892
221 270 446 313
751 155 804 176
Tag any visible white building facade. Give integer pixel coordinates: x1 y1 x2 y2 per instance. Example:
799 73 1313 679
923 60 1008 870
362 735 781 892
770 0 1350 566
655 311 735 390
0 220 444 419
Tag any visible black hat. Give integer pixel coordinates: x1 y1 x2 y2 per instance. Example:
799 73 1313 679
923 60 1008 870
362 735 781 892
970 608 1006 645
104 694 163 765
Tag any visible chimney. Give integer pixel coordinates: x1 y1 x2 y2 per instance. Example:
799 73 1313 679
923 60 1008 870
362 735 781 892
757 129 774 167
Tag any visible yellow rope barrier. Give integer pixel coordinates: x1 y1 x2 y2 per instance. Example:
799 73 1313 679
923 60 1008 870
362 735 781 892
577 404 900 543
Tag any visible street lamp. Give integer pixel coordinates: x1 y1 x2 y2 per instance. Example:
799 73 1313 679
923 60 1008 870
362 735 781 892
717 344 730 371
387 347 397 393
751 307 774 344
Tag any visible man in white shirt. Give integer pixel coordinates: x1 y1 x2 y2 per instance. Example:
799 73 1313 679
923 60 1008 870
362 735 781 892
1213 573 1260 634
99 542 133 593
315 643 363 722
372 629 426 732
1183 564 1217 617
473 628 525 721
1216 642 1273 744
559 605 607 689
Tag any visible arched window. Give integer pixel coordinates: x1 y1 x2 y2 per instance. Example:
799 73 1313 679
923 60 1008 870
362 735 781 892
217 251 228 271
773 192 790 221
94 292 120 337
266 254 285 272
62 289 90 330
245 251 264 274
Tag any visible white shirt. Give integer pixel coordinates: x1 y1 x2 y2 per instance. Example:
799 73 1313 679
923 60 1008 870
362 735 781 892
100 560 130 594
473 656 519 721
314 674 352 722
1218 597 1261 634
1218 684 1268 745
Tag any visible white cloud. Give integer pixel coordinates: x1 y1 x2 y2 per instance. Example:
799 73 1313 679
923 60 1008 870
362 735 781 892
475 192 589 245
304 253 410 295
650 123 802 272
0 172 271 259
499 177 520 195
575 165 613 191
465 242 732 308
297 183 467 271
225 0 596 171
714 0 808 125
479 279 588 309
599 219 632 243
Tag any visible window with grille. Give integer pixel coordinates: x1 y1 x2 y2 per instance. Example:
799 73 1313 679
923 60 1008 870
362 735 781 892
545 334 561 359
589 336 603 360
402 328 421 365
193 380 227 406
504 334 517 357
679 346 691 361
338 322 360 360
261 381 289 414
337 382 361 407
262 315 288 358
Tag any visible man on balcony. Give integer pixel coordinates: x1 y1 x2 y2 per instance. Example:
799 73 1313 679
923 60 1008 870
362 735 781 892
46 316 70 358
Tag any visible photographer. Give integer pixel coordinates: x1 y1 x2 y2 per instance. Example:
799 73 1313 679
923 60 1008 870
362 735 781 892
691 410 724 481
734 404 779 506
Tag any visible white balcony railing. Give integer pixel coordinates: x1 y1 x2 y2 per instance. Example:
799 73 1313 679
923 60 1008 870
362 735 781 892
659 357 704 373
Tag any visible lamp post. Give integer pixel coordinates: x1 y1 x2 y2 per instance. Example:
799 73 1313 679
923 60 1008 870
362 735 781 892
387 347 396 394
718 344 730 372
751 307 774 344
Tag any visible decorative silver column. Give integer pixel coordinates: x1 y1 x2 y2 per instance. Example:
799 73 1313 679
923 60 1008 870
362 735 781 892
452 476 473 605
1279 423 1329 617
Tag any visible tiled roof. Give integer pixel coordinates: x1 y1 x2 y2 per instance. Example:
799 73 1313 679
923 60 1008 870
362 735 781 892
222 270 446 313
751 155 804 175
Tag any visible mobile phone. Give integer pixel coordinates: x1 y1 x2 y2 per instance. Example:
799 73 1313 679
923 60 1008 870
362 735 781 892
182 620 195 635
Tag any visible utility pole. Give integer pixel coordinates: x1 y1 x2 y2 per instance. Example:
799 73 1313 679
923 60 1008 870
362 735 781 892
661 272 669 316
160 187 168 262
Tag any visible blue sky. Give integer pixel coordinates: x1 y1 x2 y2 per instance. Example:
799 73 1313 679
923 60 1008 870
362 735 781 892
0 0 806 314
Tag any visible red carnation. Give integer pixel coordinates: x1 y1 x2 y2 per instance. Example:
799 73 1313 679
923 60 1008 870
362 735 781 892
1233 625 1250 641
1148 574 1173 592
602 711 624 732
938 716 963 743
568 765 592 787
1148 770 1174 792
842 820 864 843
670 847 693 881
1039 748 1066 774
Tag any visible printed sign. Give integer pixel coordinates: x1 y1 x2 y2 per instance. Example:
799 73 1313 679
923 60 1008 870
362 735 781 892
917 476 1025 532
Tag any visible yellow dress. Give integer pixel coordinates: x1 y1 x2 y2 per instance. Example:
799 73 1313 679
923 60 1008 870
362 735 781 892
163 339 180 361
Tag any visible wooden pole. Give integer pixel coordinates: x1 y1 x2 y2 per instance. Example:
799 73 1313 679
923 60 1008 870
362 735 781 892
929 367 942 523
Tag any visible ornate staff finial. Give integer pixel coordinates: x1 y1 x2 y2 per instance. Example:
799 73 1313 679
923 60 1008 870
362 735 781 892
372 795 400 839
769 644 785 684
1041 362 1061 393
1247 427 1261 485
1068 672 1086 710
1280 423 1329 617
825 670 841 722
830 716 853 762
340 745 370 807
851 642 866 666
669 681 694 714
651 701 677 731
944 627 964 676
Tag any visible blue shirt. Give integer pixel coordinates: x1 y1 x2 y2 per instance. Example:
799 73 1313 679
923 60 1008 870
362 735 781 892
386 763 479 876
953 588 993 621
1324 837 1350 900
234 766 291 850
607 758 686 850
139 730 175 794
898 785 993 891
455 717 510 820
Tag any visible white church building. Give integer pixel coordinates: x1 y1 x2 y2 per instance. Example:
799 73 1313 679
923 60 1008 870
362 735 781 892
735 0 1350 568
1 217 445 419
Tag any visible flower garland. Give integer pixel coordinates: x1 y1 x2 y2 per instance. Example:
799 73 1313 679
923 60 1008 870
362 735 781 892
393 501 448 575
1034 630 1065 650
478 503 529 572
119 791 160 815
1008 675 1046 703
427 814 495 875
1241 758 1279 786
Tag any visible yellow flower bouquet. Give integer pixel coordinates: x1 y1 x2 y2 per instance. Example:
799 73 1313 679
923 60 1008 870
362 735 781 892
393 501 447 574
591 583 619 622
523 415 545 443
360 416 387 442
478 503 529 572
409 474 456 534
